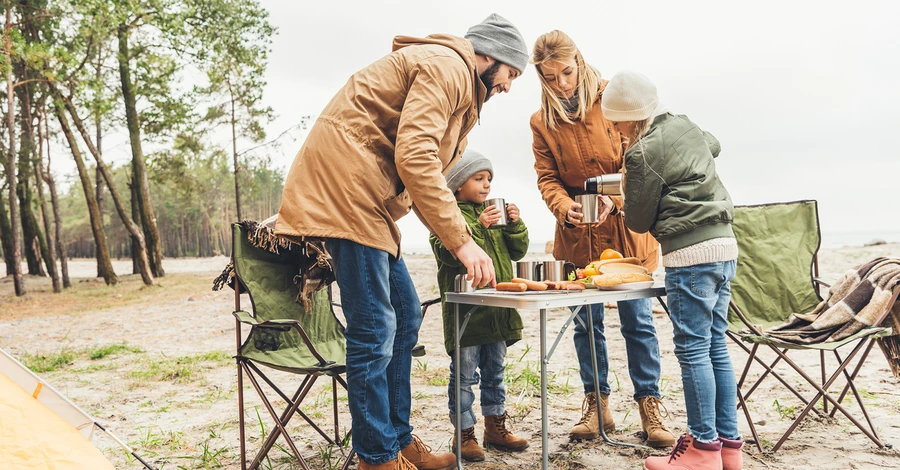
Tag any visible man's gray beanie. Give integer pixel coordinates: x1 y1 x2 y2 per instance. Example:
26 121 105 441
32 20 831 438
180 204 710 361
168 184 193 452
465 13 528 74
446 150 493 193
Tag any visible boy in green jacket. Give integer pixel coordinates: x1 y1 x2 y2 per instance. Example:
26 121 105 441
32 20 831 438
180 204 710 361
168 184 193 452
430 150 529 462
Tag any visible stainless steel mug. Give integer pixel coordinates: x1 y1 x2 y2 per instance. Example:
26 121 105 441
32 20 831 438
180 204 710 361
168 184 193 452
516 261 544 281
543 261 577 282
454 273 474 293
573 194 600 224
584 173 623 196
484 198 508 228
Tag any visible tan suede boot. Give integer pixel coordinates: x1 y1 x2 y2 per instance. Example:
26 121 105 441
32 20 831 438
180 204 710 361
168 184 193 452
359 453 418 470
401 435 455 470
638 396 676 448
483 412 529 452
568 392 615 440
451 426 485 462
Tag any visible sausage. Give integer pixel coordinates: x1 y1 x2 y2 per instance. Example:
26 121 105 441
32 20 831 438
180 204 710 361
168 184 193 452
511 277 549 291
496 282 527 292
563 281 586 291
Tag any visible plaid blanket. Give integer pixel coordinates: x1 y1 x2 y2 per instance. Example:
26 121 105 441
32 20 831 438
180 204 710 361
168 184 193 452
766 257 900 344
212 216 335 313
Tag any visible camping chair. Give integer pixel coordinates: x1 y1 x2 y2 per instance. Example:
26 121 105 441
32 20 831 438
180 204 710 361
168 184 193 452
728 200 898 453
230 223 354 470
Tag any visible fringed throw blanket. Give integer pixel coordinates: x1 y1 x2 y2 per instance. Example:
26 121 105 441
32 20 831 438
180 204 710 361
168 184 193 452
212 216 335 313
766 257 900 344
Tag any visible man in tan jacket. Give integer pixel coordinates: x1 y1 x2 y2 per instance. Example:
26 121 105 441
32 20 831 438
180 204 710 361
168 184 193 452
276 14 528 470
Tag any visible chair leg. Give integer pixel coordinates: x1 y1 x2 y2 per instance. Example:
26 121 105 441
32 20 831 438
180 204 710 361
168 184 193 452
830 344 884 446
771 339 885 452
736 387 763 452
821 350 828 415
831 342 874 416
729 334 819 414
238 358 247 470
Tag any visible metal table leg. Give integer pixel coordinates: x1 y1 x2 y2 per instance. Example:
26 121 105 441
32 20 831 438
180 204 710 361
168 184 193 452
540 308 549 470
454 302 477 470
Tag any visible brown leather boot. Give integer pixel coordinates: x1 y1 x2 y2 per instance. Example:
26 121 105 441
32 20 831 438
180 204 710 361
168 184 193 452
483 412 529 452
638 396 676 448
401 435 455 470
359 453 418 470
451 426 485 462
569 392 615 440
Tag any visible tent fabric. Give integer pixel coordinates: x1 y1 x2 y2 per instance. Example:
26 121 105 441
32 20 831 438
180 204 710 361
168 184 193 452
0 351 114 469
729 200 822 330
232 224 347 374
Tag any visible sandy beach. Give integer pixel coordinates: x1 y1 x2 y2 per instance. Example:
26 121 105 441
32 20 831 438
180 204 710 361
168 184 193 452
2 244 900 469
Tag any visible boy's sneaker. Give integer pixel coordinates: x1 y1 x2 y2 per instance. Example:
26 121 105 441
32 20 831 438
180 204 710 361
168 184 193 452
451 426 485 462
484 412 528 451
644 434 722 470
719 436 744 470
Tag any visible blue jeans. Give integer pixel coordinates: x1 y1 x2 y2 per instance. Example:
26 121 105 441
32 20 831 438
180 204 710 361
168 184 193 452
665 260 739 443
573 298 662 400
448 342 507 429
326 239 422 465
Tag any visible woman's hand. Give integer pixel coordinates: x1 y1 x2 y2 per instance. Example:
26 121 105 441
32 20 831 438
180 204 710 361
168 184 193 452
566 201 583 224
506 203 520 223
479 205 503 228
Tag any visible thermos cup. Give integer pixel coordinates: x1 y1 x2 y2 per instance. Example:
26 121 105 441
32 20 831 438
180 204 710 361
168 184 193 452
484 198 509 228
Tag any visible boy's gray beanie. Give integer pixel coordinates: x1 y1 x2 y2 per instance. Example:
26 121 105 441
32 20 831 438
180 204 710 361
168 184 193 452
446 150 493 193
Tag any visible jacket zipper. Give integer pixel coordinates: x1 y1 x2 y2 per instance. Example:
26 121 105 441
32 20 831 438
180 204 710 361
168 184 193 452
607 126 620 159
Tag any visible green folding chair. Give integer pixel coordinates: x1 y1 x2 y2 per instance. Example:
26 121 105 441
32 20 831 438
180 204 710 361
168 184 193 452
728 200 897 453
229 223 353 470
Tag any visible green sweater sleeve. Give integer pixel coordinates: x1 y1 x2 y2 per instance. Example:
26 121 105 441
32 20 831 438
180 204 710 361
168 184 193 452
502 219 529 262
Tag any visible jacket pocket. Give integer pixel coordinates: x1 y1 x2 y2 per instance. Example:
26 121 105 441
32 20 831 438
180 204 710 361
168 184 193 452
384 190 412 221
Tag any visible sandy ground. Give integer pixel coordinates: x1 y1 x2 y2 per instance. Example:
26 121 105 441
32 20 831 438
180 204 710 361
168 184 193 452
2 246 900 469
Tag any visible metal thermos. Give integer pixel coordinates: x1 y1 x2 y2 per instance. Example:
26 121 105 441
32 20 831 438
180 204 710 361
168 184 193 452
584 173 623 196
516 261 544 281
484 198 509 228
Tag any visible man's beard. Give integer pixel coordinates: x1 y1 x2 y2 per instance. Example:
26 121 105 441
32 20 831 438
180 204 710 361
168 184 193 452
479 61 502 103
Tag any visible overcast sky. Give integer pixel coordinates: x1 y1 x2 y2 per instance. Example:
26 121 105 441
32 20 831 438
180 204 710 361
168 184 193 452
257 0 899 252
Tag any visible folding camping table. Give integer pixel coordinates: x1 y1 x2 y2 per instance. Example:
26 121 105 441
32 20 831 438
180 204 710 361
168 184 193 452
445 283 668 470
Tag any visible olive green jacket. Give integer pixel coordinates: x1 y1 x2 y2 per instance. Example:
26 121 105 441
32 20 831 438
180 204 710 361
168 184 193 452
430 201 528 354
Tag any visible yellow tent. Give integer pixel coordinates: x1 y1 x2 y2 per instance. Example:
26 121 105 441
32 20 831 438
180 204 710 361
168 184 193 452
0 348 150 469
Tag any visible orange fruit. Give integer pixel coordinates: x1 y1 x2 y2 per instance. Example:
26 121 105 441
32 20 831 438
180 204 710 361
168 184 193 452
599 248 623 261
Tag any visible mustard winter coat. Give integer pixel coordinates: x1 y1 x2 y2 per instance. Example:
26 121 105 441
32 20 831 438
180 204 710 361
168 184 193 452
531 82 659 270
276 35 487 256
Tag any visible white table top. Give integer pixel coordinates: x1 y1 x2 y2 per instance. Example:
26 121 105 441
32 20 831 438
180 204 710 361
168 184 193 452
444 282 666 309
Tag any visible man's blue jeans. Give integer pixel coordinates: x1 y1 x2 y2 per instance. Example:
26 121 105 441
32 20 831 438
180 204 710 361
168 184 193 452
326 239 422 465
665 260 739 443
573 298 662 400
448 342 508 429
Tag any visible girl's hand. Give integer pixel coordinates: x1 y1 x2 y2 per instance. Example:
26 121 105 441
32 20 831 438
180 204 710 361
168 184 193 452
566 201 583 224
597 196 614 223
479 205 502 228
506 203 520 223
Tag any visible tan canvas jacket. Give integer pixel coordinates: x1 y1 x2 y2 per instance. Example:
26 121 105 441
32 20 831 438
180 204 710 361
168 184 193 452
276 34 486 257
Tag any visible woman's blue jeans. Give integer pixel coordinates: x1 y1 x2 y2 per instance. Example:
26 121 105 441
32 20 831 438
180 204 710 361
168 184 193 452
665 260 740 443
448 342 508 429
326 239 422 465
573 298 662 400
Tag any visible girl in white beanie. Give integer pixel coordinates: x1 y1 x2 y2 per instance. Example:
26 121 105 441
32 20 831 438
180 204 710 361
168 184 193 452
603 70 743 470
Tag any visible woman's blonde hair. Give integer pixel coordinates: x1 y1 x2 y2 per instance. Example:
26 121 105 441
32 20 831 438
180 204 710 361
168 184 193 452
531 30 600 130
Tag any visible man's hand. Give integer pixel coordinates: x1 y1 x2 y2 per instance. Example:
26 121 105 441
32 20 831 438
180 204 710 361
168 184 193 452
452 238 496 288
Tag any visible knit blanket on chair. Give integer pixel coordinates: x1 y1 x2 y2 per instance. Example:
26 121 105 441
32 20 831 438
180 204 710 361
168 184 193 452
212 215 335 313
766 257 900 344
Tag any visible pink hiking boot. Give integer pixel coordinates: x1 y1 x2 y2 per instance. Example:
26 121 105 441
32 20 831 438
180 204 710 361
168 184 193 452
644 434 722 470
719 436 744 470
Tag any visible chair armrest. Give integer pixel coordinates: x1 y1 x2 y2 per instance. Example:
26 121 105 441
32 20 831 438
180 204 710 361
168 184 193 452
813 277 832 289
232 310 333 367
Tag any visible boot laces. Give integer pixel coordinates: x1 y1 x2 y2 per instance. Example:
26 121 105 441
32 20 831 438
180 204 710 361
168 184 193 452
411 434 433 454
397 453 418 470
643 396 670 429
577 393 597 426
461 426 478 444
668 435 689 462
491 412 512 437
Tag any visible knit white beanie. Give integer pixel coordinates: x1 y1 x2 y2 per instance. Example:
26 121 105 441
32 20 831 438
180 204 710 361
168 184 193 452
601 70 659 122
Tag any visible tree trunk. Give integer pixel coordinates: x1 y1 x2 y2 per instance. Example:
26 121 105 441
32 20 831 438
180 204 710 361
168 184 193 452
4 8 24 295
0 189 14 275
117 24 164 277
54 102 117 285
33 108 59 292
228 79 242 222
42 104 69 288
51 85 153 286
130 182 139 274
15 75 48 277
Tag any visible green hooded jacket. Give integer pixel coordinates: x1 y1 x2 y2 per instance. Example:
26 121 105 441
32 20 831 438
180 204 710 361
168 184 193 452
430 201 529 354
